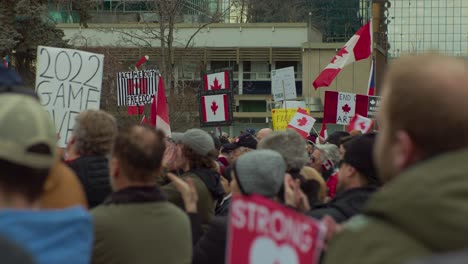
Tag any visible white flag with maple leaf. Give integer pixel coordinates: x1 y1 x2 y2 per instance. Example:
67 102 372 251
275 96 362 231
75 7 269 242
347 114 374 134
201 94 229 122
287 108 316 138
204 71 230 91
313 22 372 89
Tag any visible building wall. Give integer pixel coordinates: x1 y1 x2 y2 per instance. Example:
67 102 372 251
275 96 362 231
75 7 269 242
59 23 315 48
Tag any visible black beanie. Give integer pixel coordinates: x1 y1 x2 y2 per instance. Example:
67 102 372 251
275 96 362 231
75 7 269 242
343 133 380 186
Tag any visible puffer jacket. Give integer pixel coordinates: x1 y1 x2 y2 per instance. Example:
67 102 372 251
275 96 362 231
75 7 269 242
67 156 112 208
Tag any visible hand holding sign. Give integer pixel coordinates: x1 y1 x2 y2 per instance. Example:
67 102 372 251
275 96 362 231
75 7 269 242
35 46 104 147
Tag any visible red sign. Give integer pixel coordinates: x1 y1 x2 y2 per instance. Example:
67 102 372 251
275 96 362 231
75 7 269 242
227 195 326 264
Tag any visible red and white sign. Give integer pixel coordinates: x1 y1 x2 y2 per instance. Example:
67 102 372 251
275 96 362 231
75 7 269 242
287 108 316 139
323 91 369 125
227 195 325 264
348 114 374 134
203 71 230 91
201 94 230 122
313 22 372 89
150 76 171 136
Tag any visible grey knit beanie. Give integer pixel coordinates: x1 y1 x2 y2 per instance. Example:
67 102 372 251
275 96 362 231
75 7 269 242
181 129 215 156
234 150 287 198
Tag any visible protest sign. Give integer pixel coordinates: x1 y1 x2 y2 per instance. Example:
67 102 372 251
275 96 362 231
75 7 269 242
323 91 368 125
35 46 104 147
271 67 297 102
272 108 310 131
116 70 158 106
367 96 381 118
227 195 325 264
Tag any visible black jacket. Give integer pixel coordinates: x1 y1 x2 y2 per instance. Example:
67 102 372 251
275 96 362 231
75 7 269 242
307 186 377 223
67 156 112 208
191 215 228 264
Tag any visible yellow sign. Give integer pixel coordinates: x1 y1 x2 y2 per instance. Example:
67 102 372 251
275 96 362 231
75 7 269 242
271 108 310 131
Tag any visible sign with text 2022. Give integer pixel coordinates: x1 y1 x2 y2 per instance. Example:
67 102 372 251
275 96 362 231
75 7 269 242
35 46 104 147
227 195 326 264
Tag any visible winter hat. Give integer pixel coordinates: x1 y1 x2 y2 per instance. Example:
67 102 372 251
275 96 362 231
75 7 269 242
180 129 215 156
234 150 286 197
169 132 184 144
245 128 256 135
343 133 380 185
233 133 257 150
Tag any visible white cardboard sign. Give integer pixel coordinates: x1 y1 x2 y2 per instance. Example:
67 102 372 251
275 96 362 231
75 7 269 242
35 46 104 147
271 66 297 102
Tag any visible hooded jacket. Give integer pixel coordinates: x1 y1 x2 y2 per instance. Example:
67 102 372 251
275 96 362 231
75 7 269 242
307 186 377 223
162 168 224 229
0 207 93 264
67 156 112 208
324 149 468 264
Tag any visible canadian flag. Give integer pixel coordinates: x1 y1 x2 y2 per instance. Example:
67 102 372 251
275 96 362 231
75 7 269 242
318 123 328 143
135 55 149 70
347 114 374 134
201 94 229 122
322 159 334 171
323 91 369 125
287 108 316 139
140 115 148 125
203 71 230 91
313 22 372 89
150 76 171 137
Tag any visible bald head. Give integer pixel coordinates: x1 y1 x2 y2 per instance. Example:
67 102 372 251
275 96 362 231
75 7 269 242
381 54 468 156
257 128 273 141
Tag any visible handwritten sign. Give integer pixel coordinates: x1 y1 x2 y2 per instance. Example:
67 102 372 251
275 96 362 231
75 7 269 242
227 195 325 264
116 70 158 106
271 67 297 102
272 108 310 131
35 46 104 147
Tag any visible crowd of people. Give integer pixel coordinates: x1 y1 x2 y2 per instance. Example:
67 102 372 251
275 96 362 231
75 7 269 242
0 53 468 264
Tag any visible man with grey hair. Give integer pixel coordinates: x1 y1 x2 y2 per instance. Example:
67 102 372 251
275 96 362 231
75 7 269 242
310 143 340 181
66 110 118 208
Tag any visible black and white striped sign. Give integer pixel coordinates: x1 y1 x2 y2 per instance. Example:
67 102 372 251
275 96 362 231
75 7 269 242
117 70 158 106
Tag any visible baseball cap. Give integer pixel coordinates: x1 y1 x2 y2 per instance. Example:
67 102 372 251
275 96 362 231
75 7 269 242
343 133 380 186
0 94 57 168
233 133 257 150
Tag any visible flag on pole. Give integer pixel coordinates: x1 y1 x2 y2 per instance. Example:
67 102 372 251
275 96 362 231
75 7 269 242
287 108 316 139
150 76 171 136
347 114 374 134
313 22 372 89
316 123 328 144
368 57 375 96
135 55 149 70
140 115 148 125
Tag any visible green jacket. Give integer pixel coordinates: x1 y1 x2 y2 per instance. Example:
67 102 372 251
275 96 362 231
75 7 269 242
325 149 468 264
91 202 192 264
162 171 218 230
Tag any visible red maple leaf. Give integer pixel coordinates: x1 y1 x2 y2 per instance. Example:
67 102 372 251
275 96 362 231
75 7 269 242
359 121 366 130
297 117 308 127
210 77 223 90
342 104 351 113
331 47 349 64
211 101 219 115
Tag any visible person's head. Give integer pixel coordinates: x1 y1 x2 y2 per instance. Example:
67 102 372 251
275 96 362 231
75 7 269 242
0 67 37 99
311 143 340 173
300 166 327 204
338 133 379 193
221 165 233 194
257 128 273 142
231 133 258 161
375 54 468 183
179 129 217 171
67 110 117 157
0 94 57 208
245 128 256 136
258 129 308 172
230 150 286 198
162 132 187 172
339 135 354 160
110 125 166 190
326 131 350 147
